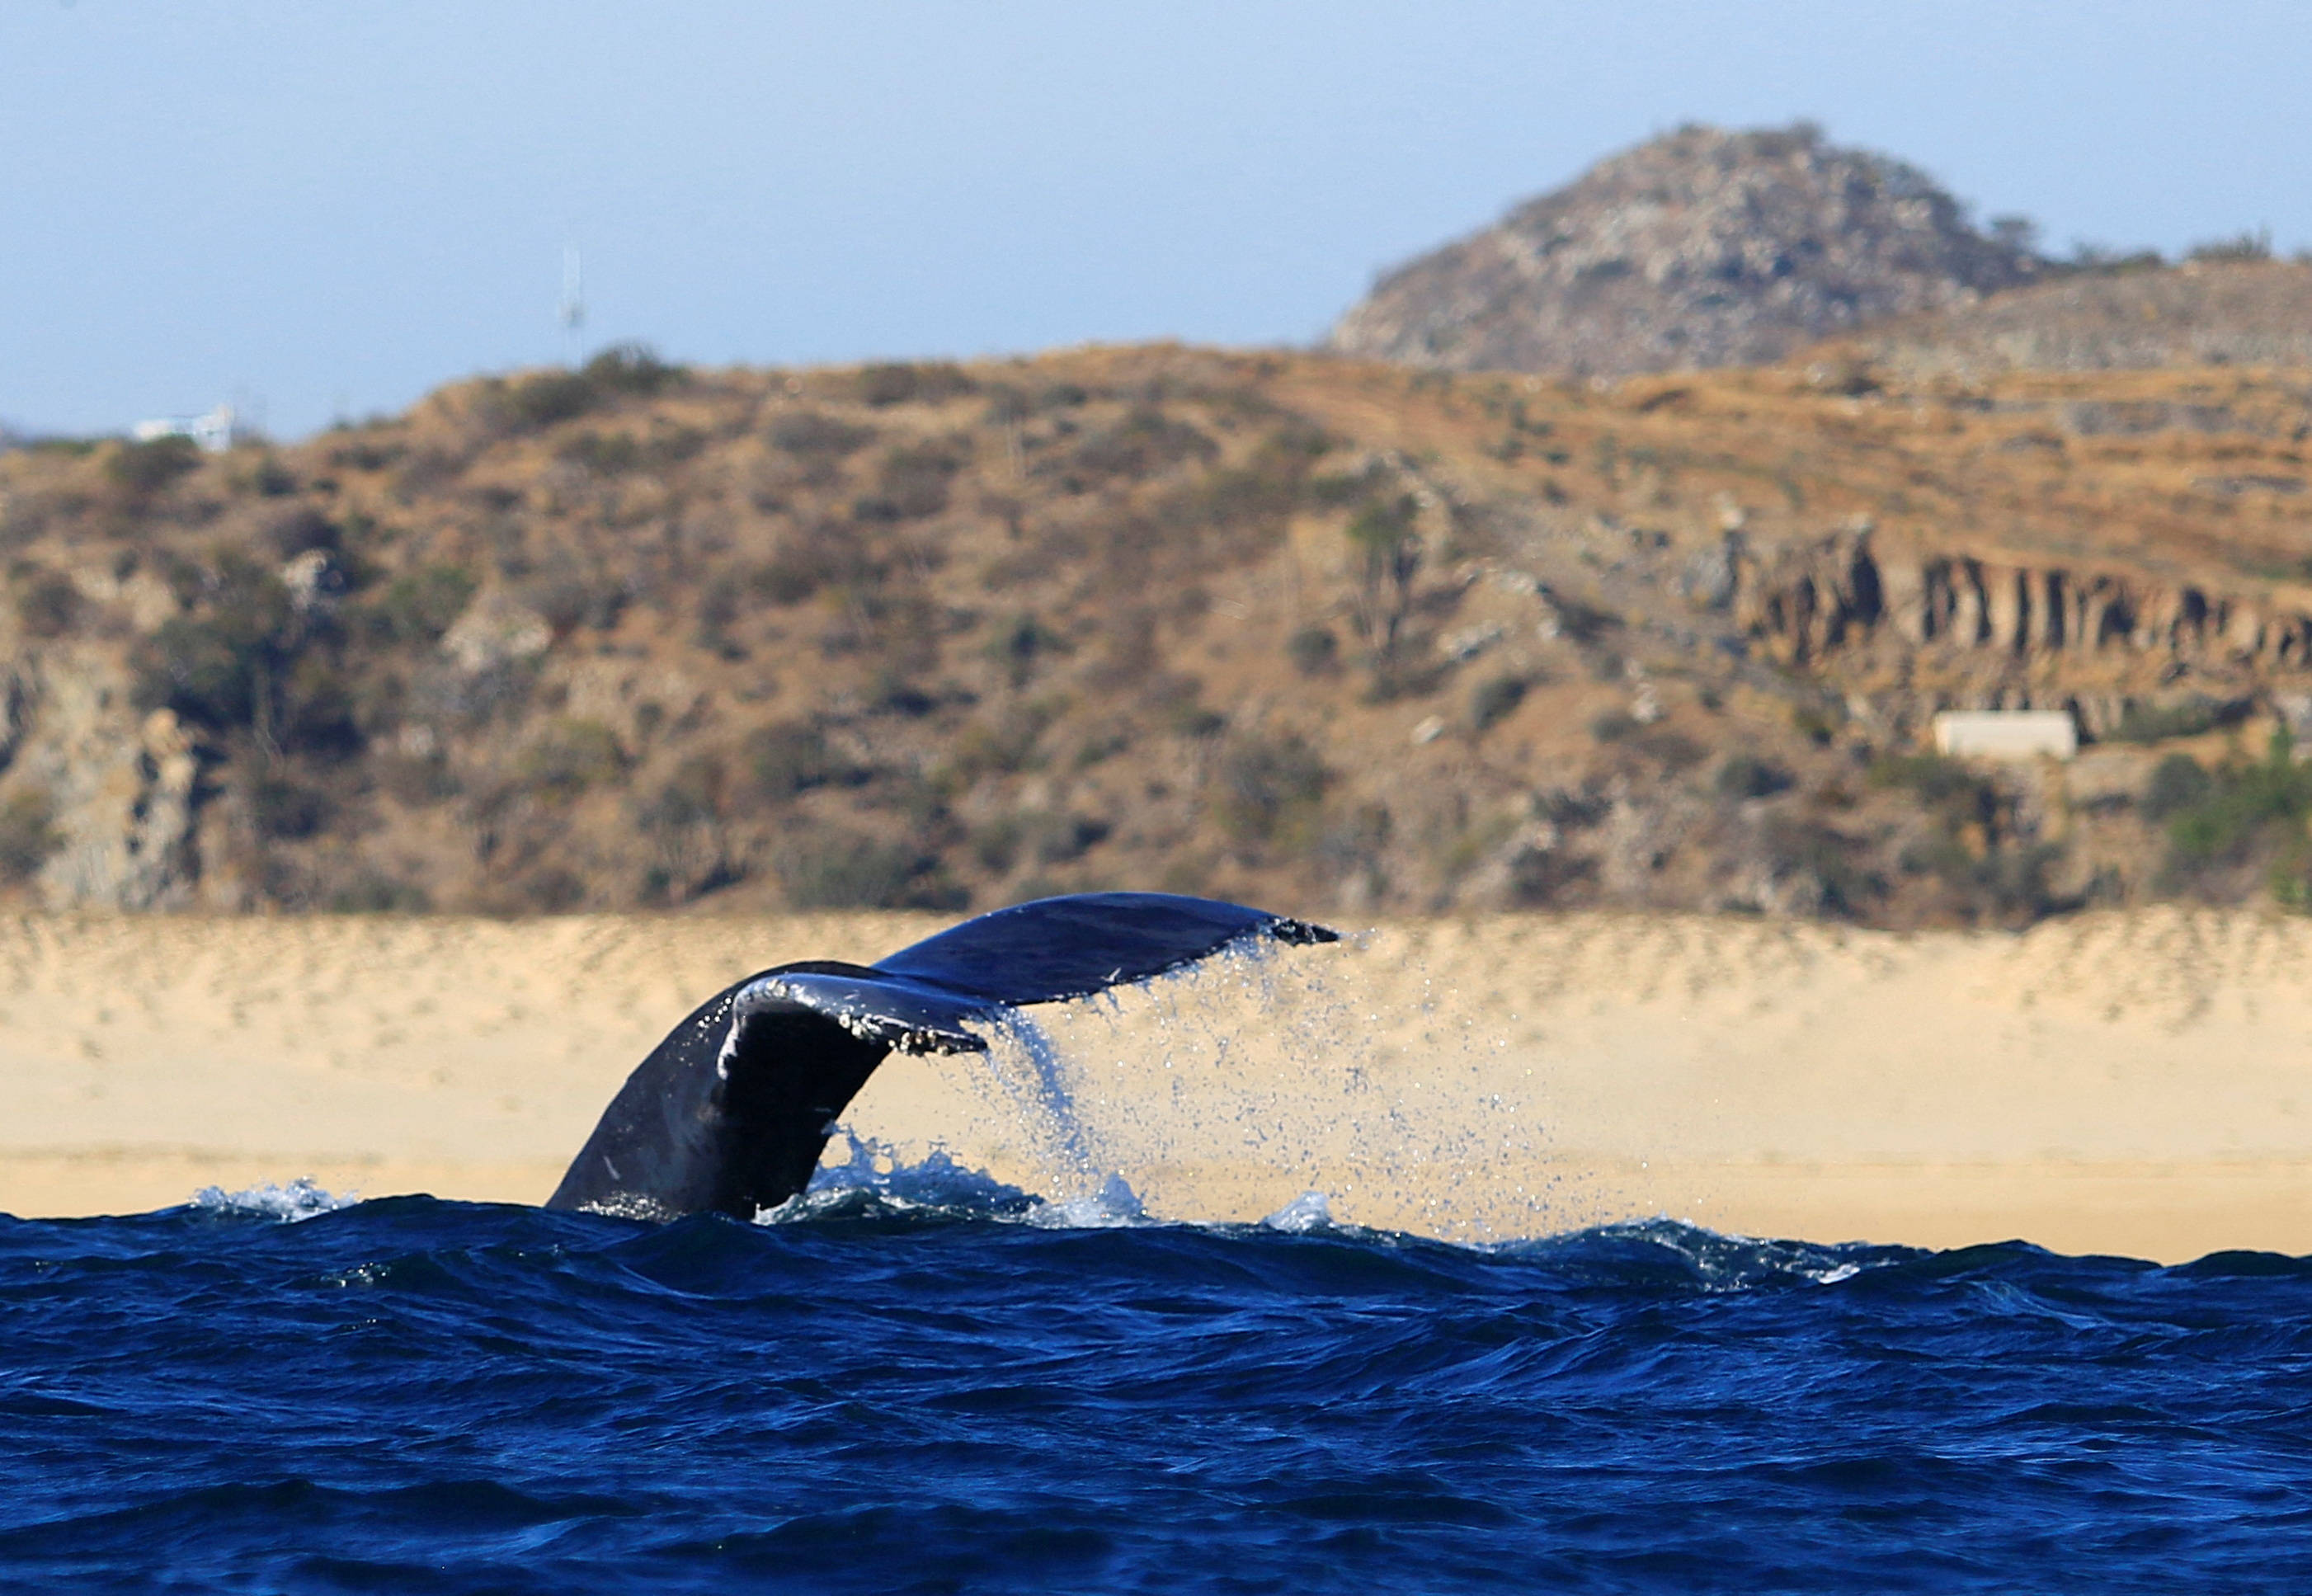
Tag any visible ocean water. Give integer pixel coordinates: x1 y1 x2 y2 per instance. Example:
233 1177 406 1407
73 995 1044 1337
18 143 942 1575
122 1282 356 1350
6 1163 2312 1594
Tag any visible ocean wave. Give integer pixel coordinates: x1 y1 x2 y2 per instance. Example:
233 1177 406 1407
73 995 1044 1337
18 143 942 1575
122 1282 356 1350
7 1185 2312 1590
764 1141 1909 1295
186 1177 356 1222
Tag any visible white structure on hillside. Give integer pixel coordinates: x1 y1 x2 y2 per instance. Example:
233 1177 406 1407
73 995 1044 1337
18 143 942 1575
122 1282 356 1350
131 404 238 454
1933 710 2079 760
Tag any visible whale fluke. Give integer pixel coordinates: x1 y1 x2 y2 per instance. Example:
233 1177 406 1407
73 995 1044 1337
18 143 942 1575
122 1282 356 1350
545 892 1337 1221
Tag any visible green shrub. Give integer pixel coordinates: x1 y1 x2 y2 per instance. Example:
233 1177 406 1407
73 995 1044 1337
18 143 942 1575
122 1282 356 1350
501 370 596 430
749 526 882 608
855 361 975 408
1589 710 1637 743
136 561 297 731
1792 704 1839 746
1064 408 1217 485
638 754 726 832
250 774 333 840
278 657 363 760
1716 753 1795 800
106 435 201 496
1345 494 1418 563
264 507 339 559
527 568 625 634
1345 494 1422 651
980 385 1032 425
557 431 643 475
1762 814 1881 918
1632 727 1707 772
512 868 588 912
326 872 432 913
370 565 478 645
0 790 59 883
1287 624 1339 676
770 410 875 460
581 342 680 397
2143 753 2214 821
1871 753 2074 922
1898 834 2068 924
864 440 966 520
515 719 628 801
2186 229 2272 265
745 719 848 800
327 439 407 473
2112 695 2242 744
1508 846 1596 907
1470 674 1527 732
1168 702 1227 739
247 456 299 497
1867 752 1988 811
1217 732 1330 845
970 817 1024 873
947 706 1058 780
2158 736 2312 890
778 829 963 909
1029 811 1109 864
14 571 82 639
986 613 1067 687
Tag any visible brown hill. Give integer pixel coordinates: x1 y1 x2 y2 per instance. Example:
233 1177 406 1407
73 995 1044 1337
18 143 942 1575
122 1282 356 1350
1328 122 2042 376
2 342 2311 928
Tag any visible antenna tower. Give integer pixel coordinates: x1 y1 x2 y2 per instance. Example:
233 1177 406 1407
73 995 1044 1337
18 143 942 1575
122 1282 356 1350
558 244 586 366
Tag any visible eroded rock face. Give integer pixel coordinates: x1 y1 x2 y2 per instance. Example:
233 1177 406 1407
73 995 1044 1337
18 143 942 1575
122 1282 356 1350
1330 123 2041 376
12 649 200 910
1736 530 2312 680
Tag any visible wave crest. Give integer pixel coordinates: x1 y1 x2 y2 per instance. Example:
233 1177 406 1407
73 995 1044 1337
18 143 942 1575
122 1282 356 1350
187 1177 354 1223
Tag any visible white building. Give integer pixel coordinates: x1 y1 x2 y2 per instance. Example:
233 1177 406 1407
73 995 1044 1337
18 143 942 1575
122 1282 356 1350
131 404 238 454
1932 710 2079 761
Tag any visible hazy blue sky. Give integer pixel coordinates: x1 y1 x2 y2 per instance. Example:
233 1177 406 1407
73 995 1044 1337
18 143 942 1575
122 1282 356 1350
6 2 2310 439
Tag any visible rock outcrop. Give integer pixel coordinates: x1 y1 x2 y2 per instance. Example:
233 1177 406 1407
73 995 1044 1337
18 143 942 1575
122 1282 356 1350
1737 530 2312 677
1330 123 2042 376
9 649 200 911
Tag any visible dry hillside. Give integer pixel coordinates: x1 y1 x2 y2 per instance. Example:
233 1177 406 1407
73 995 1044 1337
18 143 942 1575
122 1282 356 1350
2 341 2312 926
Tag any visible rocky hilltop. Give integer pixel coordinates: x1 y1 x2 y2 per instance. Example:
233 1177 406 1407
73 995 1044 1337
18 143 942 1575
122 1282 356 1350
1329 122 2043 376
2 344 2311 928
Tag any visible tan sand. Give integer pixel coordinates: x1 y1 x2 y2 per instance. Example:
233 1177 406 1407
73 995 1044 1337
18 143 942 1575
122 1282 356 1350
1 909 2308 1262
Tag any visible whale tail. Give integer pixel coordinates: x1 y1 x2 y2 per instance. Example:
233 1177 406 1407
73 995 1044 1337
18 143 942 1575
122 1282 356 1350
545 893 1337 1221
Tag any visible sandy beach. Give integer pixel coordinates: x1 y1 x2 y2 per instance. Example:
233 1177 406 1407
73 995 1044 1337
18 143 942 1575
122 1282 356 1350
2 907 2307 1263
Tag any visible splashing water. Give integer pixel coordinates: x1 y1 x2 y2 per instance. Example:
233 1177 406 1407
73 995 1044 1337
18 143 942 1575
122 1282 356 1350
831 931 1573 1241
979 1005 1108 1200
186 1177 353 1222
1259 1189 1335 1231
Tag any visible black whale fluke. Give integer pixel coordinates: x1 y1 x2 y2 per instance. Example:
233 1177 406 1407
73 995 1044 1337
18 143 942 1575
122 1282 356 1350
544 892 1338 1222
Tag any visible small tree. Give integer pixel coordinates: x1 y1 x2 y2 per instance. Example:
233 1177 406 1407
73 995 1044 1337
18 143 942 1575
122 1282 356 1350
1345 494 1420 652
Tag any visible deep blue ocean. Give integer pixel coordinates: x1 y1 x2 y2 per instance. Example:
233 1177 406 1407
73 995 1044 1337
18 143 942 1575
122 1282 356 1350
6 1165 2312 1594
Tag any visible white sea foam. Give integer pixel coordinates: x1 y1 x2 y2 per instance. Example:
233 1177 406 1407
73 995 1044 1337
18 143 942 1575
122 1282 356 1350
1024 1172 1148 1229
1260 1191 1336 1232
188 1177 354 1222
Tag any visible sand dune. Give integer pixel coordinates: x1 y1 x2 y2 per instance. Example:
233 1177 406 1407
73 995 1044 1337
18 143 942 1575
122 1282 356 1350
2 909 2307 1261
